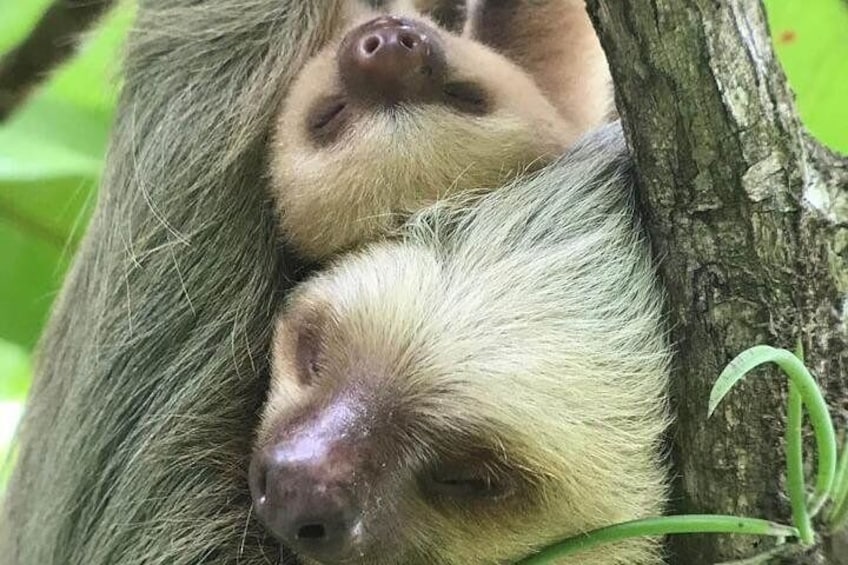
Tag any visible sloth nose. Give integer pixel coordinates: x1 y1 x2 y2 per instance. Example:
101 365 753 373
249 446 361 562
338 16 446 105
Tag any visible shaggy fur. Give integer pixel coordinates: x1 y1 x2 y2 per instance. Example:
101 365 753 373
1 2 350 563
259 123 671 564
2 1 662 564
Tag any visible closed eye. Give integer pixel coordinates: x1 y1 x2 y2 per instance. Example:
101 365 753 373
422 461 512 501
306 96 348 144
429 474 503 498
443 82 489 115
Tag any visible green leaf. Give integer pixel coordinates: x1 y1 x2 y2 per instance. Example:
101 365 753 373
765 0 848 154
0 412 22 490
0 126 103 182
44 6 134 115
0 3 131 351
0 177 94 348
0 339 31 400
0 341 29 490
515 515 799 564
709 345 838 514
786 381 814 543
829 435 848 529
0 6 129 181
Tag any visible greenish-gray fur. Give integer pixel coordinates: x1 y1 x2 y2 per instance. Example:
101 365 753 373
1 1 348 563
270 122 669 564
1 2 666 565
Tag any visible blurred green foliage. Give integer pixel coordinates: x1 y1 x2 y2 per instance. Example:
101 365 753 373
0 0 131 476
0 2 130 352
0 0 846 477
766 0 848 154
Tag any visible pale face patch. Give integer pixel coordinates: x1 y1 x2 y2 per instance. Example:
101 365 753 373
268 13 575 260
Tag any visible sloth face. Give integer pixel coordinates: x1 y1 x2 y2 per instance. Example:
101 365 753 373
251 267 542 564
269 13 576 260
251 244 667 564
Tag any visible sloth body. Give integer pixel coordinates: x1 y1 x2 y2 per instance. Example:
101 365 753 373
270 0 612 259
252 125 670 564
251 2 668 564
3 1 645 565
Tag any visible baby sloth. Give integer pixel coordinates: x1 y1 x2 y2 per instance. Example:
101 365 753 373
271 0 613 259
250 124 670 564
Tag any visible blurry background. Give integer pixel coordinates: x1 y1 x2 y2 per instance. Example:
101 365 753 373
0 0 846 484
0 0 133 484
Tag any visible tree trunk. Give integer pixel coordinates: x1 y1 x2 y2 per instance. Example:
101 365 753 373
584 1 848 563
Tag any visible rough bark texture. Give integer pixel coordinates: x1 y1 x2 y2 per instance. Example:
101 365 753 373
584 1 848 563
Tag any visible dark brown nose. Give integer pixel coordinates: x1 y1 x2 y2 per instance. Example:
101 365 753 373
249 444 361 562
338 16 446 105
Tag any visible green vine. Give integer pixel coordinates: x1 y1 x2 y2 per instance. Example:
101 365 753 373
516 344 848 564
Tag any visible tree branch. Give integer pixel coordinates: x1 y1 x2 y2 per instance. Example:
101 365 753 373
0 0 114 121
585 0 848 562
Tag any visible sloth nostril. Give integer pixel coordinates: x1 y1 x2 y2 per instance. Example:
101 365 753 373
297 523 327 540
362 35 381 55
339 17 446 106
398 31 418 50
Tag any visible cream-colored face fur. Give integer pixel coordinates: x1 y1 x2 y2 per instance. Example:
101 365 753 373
257 241 667 565
269 11 578 260
254 126 670 563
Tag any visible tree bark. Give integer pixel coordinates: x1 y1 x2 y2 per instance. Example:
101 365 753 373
585 1 848 563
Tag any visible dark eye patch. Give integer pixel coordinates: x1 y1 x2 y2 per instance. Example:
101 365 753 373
294 313 327 386
306 95 348 145
421 449 516 503
443 82 490 115
427 466 507 499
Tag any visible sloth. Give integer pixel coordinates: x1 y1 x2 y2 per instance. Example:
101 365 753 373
252 1 667 563
270 0 613 259
250 123 671 564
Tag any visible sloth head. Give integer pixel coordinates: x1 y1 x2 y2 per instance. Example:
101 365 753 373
270 9 584 260
249 237 667 564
